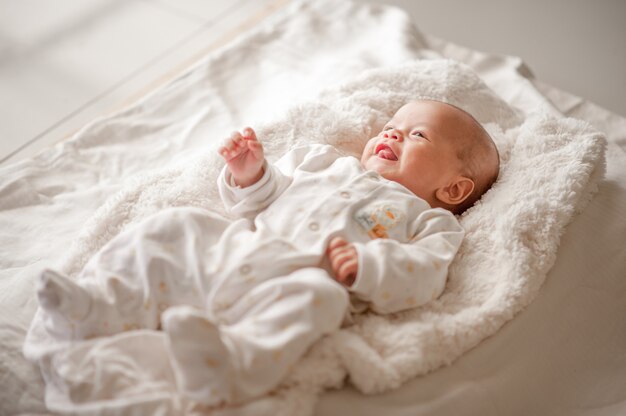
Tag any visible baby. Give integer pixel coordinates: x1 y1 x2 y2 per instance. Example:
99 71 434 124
36 100 499 406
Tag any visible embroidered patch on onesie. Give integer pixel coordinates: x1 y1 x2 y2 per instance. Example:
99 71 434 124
354 204 403 239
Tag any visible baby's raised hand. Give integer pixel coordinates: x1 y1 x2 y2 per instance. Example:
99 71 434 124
326 237 358 287
218 127 265 187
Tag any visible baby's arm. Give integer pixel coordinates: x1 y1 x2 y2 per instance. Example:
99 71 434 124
347 210 464 314
218 141 344 219
218 127 265 188
217 127 290 218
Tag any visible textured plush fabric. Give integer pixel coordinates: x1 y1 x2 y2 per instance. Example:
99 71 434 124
23 59 606 415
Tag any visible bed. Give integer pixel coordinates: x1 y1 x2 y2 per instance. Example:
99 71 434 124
2 1 625 415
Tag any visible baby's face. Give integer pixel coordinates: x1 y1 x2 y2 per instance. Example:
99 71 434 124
361 100 471 207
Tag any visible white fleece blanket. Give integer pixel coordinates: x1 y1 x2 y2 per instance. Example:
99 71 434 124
22 55 605 414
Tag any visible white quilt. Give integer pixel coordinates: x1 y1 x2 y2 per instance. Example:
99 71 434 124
2 1 624 415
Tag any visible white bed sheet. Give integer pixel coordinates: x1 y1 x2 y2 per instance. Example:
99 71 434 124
1 1 625 415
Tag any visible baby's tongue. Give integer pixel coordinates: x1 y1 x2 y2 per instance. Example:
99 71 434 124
378 148 397 161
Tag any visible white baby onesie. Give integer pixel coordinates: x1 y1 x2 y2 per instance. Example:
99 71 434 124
217 144 465 315
37 143 464 406
198 143 464 402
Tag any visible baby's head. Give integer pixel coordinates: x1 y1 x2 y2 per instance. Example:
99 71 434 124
361 100 499 214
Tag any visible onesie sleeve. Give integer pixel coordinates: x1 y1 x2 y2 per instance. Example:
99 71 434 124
349 208 464 314
217 160 291 218
217 144 342 218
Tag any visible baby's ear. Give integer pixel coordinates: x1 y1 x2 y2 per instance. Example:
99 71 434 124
435 176 474 206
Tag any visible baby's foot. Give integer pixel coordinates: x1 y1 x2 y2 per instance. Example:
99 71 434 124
37 268 93 339
162 305 233 406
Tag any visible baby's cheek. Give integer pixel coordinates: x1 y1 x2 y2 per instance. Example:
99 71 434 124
361 139 376 158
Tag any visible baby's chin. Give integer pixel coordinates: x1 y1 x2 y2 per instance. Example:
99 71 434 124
362 153 397 173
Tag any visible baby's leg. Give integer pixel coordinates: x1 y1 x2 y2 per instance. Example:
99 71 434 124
37 207 230 340
37 268 94 339
161 305 232 407
163 267 349 404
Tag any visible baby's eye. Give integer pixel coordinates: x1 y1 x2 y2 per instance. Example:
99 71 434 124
383 126 393 132
411 131 424 137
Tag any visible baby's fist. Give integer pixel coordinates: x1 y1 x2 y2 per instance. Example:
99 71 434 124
326 237 358 287
218 127 265 187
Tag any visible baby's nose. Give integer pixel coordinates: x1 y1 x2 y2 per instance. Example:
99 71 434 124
383 130 402 141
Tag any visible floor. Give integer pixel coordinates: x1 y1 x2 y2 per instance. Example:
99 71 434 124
1 0 624 166
357 0 626 117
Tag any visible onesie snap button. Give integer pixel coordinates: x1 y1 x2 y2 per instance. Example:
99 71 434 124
239 264 251 275
308 222 319 231
340 191 350 199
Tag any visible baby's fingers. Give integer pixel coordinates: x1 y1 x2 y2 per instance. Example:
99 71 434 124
218 145 230 159
327 237 348 253
337 259 357 286
227 131 246 152
242 127 257 142
241 127 264 158
329 249 354 274
327 240 358 286
246 139 264 159
218 132 246 159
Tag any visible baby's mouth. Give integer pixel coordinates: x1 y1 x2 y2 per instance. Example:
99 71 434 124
375 143 398 161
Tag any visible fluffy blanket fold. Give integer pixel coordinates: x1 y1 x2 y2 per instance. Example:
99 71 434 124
24 57 605 415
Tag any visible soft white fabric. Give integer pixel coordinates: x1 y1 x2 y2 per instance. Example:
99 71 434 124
22 53 605 416
1 1 624 415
